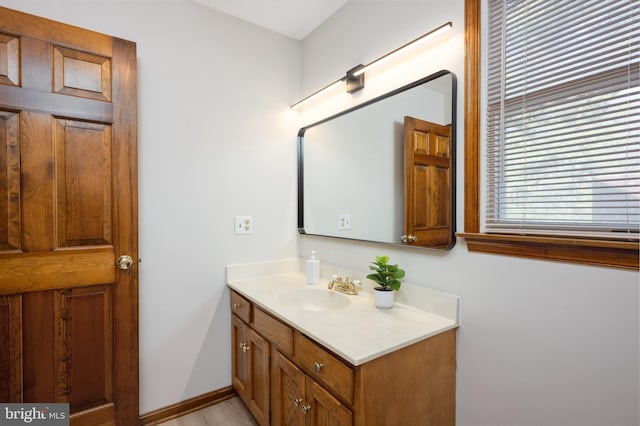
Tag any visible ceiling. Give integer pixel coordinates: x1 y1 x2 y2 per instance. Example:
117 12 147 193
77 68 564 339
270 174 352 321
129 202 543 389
191 0 349 40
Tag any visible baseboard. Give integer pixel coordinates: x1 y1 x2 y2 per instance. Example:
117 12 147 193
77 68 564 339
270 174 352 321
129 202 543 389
138 386 236 425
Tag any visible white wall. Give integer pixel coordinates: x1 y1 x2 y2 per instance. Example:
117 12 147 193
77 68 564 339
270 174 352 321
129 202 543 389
0 0 300 414
299 1 639 426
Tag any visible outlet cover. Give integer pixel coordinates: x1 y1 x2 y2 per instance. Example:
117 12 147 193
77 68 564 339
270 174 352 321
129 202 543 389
338 214 351 230
235 216 253 234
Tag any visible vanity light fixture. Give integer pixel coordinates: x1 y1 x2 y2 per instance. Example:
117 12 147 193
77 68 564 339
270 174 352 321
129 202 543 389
352 22 453 77
290 22 452 110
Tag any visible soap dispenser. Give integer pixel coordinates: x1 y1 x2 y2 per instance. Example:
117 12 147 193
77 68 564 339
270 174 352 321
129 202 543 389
306 250 320 284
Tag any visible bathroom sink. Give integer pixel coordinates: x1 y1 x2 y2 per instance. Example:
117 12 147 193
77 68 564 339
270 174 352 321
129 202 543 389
277 288 350 311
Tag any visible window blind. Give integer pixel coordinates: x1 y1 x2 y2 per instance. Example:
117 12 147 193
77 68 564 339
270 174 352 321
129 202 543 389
485 0 640 240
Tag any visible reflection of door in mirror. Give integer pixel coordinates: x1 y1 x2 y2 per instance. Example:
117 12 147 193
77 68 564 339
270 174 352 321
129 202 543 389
403 116 452 248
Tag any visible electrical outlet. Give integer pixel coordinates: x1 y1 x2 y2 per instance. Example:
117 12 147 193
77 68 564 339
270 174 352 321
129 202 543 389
235 216 253 234
338 214 351 230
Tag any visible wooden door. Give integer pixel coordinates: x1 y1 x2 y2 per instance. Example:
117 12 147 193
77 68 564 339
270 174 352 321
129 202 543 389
305 378 351 426
403 116 452 248
0 7 138 425
272 350 305 426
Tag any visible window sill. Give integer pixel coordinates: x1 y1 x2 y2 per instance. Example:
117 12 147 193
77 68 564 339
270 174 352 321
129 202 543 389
457 232 639 270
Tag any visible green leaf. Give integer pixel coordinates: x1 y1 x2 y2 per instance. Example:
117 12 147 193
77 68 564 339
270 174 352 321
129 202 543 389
367 255 404 290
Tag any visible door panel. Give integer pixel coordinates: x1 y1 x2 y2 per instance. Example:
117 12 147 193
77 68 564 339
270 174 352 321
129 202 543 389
55 119 113 247
0 32 20 86
0 7 138 425
53 46 112 101
63 286 113 411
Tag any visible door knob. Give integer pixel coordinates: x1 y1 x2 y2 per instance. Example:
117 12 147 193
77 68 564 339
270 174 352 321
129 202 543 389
117 255 134 270
401 234 418 243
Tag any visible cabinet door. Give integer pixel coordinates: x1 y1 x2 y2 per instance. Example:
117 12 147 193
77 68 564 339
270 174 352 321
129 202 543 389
232 315 270 426
305 378 352 426
232 315 250 401
272 350 306 426
247 328 270 426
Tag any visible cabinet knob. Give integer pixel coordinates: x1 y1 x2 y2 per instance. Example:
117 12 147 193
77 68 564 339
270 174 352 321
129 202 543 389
233 303 241 310
302 404 312 414
240 342 250 353
293 397 302 407
313 362 324 373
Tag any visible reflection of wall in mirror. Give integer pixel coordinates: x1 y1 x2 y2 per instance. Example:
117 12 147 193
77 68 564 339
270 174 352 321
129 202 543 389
303 75 450 243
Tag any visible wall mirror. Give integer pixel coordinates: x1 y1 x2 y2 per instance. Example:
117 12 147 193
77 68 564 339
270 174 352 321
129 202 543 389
298 70 456 249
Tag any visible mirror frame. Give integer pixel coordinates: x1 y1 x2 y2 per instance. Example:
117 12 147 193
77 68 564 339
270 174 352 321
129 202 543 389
297 69 457 249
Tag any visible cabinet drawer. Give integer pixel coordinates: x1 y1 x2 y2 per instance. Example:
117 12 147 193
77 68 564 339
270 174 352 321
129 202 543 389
252 306 293 356
293 331 354 405
230 291 251 323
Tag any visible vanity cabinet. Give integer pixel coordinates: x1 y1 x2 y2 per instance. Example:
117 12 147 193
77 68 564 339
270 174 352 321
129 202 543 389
230 290 456 426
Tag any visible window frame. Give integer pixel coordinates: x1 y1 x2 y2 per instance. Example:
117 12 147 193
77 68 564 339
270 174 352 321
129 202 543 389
459 0 639 270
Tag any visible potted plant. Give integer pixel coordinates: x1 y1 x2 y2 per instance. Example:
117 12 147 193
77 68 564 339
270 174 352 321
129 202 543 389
366 255 405 309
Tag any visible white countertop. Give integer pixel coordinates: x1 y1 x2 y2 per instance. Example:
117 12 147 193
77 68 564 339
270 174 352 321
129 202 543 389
227 259 460 366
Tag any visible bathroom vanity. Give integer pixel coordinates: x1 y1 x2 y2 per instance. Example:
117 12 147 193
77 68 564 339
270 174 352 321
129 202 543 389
227 259 460 426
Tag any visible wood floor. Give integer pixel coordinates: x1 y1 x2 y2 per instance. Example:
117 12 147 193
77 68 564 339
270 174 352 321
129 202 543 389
155 396 257 426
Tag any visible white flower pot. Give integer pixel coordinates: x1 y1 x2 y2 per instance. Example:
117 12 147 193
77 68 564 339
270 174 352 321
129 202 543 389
373 287 395 309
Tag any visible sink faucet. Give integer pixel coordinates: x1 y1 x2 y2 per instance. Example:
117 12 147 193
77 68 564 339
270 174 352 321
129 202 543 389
328 275 359 295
